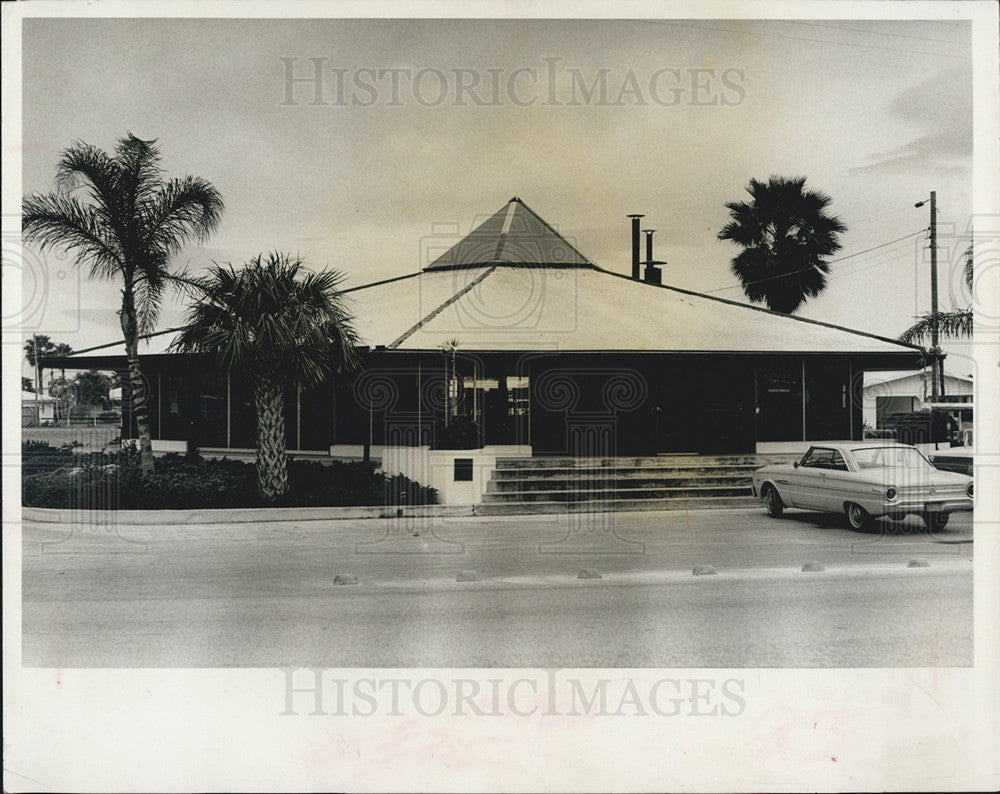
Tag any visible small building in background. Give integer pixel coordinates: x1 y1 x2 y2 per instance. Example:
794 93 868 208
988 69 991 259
21 390 58 427
863 368 973 429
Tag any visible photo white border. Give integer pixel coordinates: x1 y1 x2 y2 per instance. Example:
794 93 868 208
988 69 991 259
3 1 998 791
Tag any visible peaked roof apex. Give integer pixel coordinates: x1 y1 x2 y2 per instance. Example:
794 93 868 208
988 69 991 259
424 197 594 271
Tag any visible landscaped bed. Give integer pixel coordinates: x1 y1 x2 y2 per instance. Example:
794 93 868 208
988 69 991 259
21 442 436 510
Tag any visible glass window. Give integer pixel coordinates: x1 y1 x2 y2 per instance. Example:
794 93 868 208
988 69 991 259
851 446 932 470
800 448 835 469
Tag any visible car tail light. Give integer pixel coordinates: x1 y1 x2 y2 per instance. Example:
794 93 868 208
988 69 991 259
967 482 974 497
885 487 897 501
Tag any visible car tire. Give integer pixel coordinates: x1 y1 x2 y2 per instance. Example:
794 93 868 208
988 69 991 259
846 502 874 530
923 513 950 532
763 485 784 518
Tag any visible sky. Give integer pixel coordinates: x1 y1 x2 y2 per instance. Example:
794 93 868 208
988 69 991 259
15 13 977 381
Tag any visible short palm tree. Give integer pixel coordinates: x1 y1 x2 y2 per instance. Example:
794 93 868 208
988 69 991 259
899 243 974 399
22 133 224 474
173 253 360 502
718 175 846 314
899 243 974 345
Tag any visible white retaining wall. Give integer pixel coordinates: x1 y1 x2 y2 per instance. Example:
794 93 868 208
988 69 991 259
381 446 531 505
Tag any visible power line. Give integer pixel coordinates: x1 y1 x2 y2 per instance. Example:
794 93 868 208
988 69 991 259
788 20 970 47
670 21 971 61
707 230 926 293
826 230 928 266
828 248 919 281
825 241 921 280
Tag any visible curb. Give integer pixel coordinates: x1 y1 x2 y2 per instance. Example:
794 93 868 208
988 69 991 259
22 504 475 525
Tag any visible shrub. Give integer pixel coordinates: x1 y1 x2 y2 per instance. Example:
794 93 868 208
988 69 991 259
22 448 436 510
22 440 78 476
384 472 437 507
433 414 481 450
135 453 256 509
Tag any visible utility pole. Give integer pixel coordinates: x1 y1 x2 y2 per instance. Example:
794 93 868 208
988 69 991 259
33 333 40 423
929 190 940 402
915 192 941 401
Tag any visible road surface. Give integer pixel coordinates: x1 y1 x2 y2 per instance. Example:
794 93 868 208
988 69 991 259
20 507 973 667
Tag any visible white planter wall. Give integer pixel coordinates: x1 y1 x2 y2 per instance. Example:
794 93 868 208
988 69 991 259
381 445 531 505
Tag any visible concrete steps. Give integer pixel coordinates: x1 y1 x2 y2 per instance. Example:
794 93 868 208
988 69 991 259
493 455 781 469
485 485 751 501
475 495 761 516
479 454 796 515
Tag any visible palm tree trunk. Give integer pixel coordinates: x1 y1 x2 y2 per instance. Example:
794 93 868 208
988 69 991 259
120 287 155 475
254 375 288 502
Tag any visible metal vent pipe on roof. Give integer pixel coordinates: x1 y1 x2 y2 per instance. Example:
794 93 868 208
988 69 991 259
627 214 644 280
642 228 664 285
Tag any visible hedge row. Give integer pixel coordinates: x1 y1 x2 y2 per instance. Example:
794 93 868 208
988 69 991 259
21 444 436 510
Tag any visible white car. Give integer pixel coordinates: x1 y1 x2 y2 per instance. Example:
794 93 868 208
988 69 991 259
752 442 973 531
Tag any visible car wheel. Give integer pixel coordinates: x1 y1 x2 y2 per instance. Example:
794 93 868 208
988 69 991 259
923 513 950 531
846 502 874 530
763 485 784 518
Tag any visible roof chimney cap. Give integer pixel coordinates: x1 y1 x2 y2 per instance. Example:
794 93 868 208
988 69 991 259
627 213 645 218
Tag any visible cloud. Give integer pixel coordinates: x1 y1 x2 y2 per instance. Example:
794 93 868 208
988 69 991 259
859 130 971 174
854 64 972 173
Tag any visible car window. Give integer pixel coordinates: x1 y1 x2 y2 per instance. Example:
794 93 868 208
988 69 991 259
801 448 835 469
851 446 932 469
830 450 849 471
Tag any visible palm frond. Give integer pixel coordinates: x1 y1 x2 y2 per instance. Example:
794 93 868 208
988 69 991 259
718 175 845 313
26 133 225 340
114 133 163 205
54 141 118 205
141 176 225 257
173 252 360 388
22 193 124 279
898 310 973 345
133 266 169 335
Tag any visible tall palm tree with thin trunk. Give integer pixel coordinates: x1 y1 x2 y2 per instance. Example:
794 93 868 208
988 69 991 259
718 175 846 314
22 133 224 474
24 335 55 392
52 342 74 381
173 253 360 503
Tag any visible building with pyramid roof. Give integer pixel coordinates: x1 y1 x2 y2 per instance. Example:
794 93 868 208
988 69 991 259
54 197 924 462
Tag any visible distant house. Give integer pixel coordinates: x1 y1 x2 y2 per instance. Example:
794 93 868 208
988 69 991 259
862 367 972 428
863 368 973 429
21 390 58 427
48 197 925 458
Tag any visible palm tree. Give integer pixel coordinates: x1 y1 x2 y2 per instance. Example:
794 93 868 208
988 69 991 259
24 335 55 392
899 243 974 345
22 133 224 474
899 243 974 398
173 253 360 502
717 176 846 314
52 342 74 380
